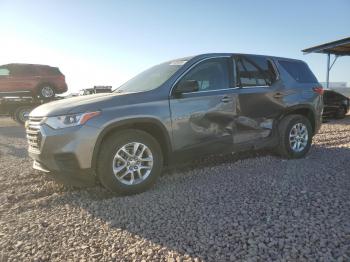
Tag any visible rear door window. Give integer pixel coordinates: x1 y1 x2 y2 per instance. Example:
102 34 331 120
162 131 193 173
279 60 317 83
45 67 62 76
19 66 37 76
235 56 277 87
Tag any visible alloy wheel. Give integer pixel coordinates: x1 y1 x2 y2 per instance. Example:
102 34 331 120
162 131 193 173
112 142 153 185
289 123 308 152
41 86 54 98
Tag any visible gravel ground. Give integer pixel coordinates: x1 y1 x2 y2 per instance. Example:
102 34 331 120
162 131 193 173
0 116 350 261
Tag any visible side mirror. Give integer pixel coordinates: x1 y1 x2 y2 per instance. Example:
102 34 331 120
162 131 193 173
174 80 199 95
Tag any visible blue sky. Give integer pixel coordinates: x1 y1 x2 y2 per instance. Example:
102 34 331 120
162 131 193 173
0 0 349 92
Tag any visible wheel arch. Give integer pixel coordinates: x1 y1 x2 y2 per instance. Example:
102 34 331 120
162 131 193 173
36 82 57 95
91 118 172 170
279 105 317 135
341 100 349 113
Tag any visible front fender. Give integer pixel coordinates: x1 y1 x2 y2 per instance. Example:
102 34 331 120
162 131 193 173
89 116 172 170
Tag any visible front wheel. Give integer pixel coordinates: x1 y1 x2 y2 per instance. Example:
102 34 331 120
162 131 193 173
276 114 312 159
97 129 163 195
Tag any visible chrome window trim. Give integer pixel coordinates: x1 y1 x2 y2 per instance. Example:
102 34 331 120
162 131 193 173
169 56 233 97
179 87 240 95
241 85 270 89
269 58 280 81
232 57 238 88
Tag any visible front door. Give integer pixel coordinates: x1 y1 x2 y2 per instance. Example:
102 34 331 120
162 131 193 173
0 67 11 93
169 57 238 156
0 65 37 94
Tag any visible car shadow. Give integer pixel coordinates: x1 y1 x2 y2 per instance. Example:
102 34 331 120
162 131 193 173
0 121 27 157
0 142 28 158
0 126 26 139
37 145 350 260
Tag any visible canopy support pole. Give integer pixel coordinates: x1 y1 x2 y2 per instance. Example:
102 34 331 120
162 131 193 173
326 53 330 89
325 54 340 89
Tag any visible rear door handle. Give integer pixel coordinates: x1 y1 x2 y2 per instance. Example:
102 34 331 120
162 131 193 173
221 96 232 103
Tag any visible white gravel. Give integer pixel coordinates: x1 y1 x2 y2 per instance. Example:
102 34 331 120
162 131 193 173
0 116 350 261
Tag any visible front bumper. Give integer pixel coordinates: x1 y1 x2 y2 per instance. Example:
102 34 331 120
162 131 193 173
32 160 96 186
27 120 100 185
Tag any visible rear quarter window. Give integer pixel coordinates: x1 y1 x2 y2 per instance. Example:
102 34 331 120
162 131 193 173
279 60 317 83
47 67 62 75
37 66 62 76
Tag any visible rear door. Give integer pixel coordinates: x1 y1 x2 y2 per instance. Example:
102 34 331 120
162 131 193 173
169 57 238 155
233 55 284 144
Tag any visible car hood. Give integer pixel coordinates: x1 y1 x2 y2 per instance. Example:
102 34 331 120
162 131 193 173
30 92 129 117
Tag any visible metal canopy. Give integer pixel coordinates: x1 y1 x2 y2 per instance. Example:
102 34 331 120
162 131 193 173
302 37 350 89
302 37 350 56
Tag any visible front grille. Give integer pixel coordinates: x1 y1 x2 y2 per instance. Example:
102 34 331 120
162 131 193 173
26 117 44 152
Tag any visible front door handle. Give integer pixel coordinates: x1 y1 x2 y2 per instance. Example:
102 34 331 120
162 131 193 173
221 96 232 103
273 92 284 99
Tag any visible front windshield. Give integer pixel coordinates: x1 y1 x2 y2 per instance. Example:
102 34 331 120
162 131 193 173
114 59 188 93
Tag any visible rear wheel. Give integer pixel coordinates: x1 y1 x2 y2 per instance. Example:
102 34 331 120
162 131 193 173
38 85 55 98
276 114 312 159
97 129 163 195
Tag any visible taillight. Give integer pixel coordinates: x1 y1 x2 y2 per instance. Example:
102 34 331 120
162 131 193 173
313 86 324 95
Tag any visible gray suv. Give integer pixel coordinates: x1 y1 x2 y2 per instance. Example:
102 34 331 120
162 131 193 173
26 53 323 194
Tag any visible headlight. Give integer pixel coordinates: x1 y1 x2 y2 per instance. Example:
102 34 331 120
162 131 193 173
45 111 100 129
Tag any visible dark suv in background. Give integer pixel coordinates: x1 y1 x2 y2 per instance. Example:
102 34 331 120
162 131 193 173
0 63 68 98
26 53 323 195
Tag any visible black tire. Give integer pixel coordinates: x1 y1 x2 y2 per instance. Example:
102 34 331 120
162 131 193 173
13 106 33 125
276 114 313 159
97 129 163 195
38 85 55 98
335 106 347 119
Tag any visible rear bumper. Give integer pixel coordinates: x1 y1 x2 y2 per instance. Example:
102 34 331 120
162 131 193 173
56 83 68 93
